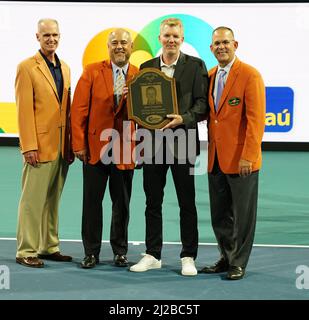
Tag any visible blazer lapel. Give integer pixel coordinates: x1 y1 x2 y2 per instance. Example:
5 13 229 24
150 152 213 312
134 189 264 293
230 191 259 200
217 58 241 113
101 60 115 104
173 51 186 80
209 67 217 113
60 62 70 110
35 52 59 102
153 57 160 69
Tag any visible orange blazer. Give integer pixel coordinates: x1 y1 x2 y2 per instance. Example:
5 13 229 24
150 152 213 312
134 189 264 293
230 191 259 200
15 52 71 162
208 58 266 174
71 60 139 169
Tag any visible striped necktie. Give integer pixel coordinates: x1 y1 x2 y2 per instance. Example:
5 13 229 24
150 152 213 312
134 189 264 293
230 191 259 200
114 68 125 105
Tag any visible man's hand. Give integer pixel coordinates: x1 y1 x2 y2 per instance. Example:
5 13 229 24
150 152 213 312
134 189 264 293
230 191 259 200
74 149 89 164
238 159 252 177
23 150 39 167
122 86 129 100
161 114 183 130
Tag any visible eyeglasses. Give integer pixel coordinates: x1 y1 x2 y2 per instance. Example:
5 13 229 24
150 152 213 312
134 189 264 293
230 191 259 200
212 40 235 48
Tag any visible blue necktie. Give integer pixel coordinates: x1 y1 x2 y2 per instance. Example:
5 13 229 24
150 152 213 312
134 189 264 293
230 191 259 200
215 69 226 111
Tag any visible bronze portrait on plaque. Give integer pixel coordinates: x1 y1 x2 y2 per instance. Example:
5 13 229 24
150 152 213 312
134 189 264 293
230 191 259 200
127 68 178 129
143 85 162 106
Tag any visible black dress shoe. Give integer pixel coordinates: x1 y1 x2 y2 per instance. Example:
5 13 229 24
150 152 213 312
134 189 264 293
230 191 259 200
80 255 99 269
226 266 245 280
38 252 72 262
199 258 229 273
114 254 128 267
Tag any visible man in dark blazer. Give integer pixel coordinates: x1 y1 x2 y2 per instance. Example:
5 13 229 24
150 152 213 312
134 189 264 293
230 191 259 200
130 17 208 276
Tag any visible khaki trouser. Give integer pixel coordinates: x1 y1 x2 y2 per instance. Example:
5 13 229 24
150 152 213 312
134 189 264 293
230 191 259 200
16 154 68 258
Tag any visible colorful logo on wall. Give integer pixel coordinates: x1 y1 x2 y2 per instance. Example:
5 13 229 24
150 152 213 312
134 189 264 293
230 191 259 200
82 14 217 69
82 14 294 134
0 14 294 135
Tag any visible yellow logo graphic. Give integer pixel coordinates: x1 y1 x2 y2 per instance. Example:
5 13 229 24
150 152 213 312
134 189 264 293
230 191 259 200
0 103 17 134
146 114 163 124
83 28 152 68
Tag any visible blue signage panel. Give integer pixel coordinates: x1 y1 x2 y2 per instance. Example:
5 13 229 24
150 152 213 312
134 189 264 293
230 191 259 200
265 87 294 132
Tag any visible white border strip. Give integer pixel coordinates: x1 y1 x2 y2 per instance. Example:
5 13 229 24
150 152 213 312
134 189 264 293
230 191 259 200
1 237 309 248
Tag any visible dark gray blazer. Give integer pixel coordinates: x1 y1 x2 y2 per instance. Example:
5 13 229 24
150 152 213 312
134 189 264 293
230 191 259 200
140 52 209 161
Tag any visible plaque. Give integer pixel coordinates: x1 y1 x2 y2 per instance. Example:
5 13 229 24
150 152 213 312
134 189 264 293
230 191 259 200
127 68 179 129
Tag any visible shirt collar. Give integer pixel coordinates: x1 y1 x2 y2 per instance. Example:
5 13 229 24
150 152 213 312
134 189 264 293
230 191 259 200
217 56 236 75
111 62 129 75
160 53 180 68
39 50 61 68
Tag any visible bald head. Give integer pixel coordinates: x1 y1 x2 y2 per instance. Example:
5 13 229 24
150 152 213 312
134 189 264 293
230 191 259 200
107 28 133 67
212 26 235 38
37 19 59 33
108 28 132 44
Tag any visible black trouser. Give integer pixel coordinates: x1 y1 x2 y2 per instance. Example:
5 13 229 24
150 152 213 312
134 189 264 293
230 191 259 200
208 156 259 268
143 162 198 260
82 162 133 258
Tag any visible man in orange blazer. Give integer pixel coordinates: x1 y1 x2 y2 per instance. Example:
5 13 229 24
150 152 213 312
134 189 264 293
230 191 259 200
71 28 138 268
200 26 266 280
15 19 73 268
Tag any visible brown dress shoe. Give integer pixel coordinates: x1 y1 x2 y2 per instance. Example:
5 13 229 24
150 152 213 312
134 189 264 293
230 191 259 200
16 257 44 268
38 252 72 262
199 258 229 273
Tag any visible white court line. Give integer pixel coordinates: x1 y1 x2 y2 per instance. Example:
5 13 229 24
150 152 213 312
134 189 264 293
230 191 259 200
1 237 309 248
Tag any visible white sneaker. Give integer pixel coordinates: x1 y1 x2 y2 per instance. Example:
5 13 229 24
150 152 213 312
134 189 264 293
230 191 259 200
181 257 197 276
130 254 161 272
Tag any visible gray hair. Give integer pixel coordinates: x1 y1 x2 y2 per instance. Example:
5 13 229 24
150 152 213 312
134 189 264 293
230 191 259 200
37 19 59 32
